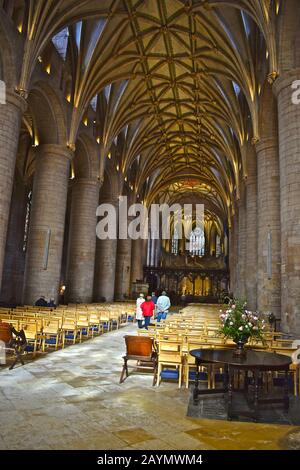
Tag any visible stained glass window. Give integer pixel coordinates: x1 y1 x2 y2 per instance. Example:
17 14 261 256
216 235 221 257
171 229 179 255
52 27 69 60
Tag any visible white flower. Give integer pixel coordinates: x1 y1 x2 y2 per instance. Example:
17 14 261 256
238 326 243 331
230 322 233 326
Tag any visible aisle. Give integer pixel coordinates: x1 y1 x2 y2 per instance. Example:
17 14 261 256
0 318 296 450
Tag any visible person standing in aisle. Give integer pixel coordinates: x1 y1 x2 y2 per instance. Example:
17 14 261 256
135 293 145 328
156 291 171 322
140 295 156 330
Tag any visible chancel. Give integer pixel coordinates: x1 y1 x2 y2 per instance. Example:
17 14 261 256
0 0 300 453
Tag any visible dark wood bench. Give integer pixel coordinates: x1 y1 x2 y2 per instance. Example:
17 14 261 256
120 335 158 385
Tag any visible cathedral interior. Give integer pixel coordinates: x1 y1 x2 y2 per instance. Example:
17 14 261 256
1 0 300 452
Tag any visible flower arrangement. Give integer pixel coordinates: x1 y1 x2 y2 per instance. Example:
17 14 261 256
219 298 266 344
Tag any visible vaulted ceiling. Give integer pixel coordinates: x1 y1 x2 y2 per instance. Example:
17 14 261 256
17 0 281 225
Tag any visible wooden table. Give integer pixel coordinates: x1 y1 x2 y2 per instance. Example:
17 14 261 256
190 348 292 422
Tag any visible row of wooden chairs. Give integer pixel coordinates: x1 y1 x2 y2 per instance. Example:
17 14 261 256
0 302 135 359
136 305 300 394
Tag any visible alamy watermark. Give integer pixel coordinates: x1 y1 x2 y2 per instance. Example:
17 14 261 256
292 80 300 105
0 80 6 105
96 197 204 240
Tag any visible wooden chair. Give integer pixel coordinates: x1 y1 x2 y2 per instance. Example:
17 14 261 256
157 339 183 388
120 335 158 385
20 320 42 357
42 320 62 351
183 339 212 389
62 318 81 347
99 312 112 332
290 347 300 396
88 314 103 336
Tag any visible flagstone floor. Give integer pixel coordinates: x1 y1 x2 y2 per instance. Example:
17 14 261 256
0 321 299 450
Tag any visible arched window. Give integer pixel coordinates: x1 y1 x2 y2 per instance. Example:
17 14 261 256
189 227 205 257
171 229 179 255
52 27 69 60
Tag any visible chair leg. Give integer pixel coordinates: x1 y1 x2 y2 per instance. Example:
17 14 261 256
120 365 126 383
120 358 129 383
157 363 161 386
152 362 158 386
33 340 37 358
178 365 182 388
185 365 189 389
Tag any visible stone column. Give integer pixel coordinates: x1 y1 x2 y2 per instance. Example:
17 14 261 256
23 144 73 304
236 184 247 299
93 199 118 302
66 179 100 303
274 69 300 334
245 144 258 310
115 238 132 300
229 212 238 294
0 179 27 305
0 90 26 288
115 219 132 300
256 138 281 316
130 238 145 286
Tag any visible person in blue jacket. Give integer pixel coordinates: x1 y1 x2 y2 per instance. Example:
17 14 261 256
156 291 171 322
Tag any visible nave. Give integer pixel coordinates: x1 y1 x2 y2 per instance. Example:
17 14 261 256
0 307 297 451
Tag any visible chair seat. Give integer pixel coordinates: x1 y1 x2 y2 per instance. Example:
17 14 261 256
273 376 294 387
64 334 78 340
189 371 208 381
45 338 57 344
161 369 179 379
215 372 225 383
126 353 156 362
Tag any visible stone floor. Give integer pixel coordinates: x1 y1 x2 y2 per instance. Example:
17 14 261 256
0 323 299 450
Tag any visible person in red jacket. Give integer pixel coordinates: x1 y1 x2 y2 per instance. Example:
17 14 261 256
140 295 156 330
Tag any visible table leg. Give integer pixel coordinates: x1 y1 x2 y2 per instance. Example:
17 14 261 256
193 359 200 404
253 369 259 422
284 369 290 411
223 363 229 392
227 366 234 421
244 370 249 392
